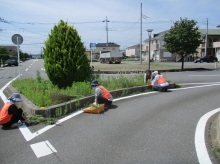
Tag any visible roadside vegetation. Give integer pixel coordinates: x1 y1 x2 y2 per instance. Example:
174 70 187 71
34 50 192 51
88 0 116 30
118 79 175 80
12 71 147 107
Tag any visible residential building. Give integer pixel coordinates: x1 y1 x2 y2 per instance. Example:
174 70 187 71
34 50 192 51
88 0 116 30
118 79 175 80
143 29 220 62
143 31 168 62
0 45 17 57
213 42 220 60
198 29 220 58
125 44 141 58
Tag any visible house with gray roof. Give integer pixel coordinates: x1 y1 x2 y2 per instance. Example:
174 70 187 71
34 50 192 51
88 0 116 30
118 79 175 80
125 44 141 58
142 29 220 62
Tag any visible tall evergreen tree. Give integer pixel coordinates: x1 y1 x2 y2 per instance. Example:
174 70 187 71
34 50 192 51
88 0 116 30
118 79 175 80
164 18 202 70
44 20 91 88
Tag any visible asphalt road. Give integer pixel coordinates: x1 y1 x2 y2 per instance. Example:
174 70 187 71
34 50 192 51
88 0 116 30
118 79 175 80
0 59 220 164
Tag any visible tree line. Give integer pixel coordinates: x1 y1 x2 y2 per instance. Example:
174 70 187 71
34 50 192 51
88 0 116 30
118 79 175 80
0 47 31 64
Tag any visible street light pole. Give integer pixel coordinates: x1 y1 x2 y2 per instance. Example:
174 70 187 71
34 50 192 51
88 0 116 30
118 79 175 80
147 29 153 71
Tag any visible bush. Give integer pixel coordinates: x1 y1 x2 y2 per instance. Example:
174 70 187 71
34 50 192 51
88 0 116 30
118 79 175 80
43 20 91 89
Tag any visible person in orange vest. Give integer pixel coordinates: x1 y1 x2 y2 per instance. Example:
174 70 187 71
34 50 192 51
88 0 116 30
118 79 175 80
151 71 169 92
0 93 30 129
91 80 113 106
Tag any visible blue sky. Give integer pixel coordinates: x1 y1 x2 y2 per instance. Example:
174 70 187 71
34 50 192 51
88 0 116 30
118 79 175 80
0 0 220 54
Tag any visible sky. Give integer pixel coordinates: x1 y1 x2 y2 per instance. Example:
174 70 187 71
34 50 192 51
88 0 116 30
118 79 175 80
0 0 220 54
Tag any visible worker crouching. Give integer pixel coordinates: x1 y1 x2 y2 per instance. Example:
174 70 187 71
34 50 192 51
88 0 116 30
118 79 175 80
151 71 169 92
0 93 31 130
91 80 113 107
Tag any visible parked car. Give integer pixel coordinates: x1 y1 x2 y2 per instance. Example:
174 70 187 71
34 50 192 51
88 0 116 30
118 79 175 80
7 58 18 66
194 56 218 63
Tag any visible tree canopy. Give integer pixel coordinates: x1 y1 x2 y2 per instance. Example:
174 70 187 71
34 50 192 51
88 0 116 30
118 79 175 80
43 20 91 88
163 18 202 70
0 47 10 64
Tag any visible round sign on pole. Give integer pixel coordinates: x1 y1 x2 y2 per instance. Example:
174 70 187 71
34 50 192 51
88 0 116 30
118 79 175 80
11 34 23 79
12 34 23 45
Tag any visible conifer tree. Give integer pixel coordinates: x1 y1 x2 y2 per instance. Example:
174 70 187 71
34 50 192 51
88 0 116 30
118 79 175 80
44 20 91 88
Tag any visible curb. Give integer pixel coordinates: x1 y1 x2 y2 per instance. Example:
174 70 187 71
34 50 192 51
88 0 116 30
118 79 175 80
94 68 212 74
3 84 175 117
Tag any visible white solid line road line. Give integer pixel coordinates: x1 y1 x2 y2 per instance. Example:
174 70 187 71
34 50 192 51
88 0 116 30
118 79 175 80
19 110 84 141
180 82 220 85
1 75 220 161
195 108 220 164
189 74 220 76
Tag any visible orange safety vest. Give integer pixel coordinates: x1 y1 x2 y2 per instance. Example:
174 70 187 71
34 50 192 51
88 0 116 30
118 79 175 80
157 75 167 84
99 86 112 100
0 102 13 124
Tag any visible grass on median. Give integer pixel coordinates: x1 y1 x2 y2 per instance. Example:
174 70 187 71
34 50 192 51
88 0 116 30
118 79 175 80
11 71 178 124
11 73 147 107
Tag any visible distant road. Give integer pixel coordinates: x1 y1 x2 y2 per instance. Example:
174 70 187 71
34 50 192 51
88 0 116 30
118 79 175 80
91 60 219 71
1 59 220 163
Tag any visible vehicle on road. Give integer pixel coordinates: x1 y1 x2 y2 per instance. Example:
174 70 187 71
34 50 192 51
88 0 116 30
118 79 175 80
194 56 218 63
99 51 122 64
7 58 18 66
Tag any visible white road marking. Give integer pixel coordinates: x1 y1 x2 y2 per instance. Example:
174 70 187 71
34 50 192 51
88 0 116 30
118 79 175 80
32 110 84 139
0 75 21 102
113 91 157 102
30 140 57 158
18 110 84 141
189 74 220 76
19 82 220 142
171 83 220 91
180 82 220 85
195 108 220 164
1 72 220 161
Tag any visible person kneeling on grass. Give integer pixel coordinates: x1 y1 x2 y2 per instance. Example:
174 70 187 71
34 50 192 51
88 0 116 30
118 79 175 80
0 93 31 130
151 71 169 92
91 80 113 107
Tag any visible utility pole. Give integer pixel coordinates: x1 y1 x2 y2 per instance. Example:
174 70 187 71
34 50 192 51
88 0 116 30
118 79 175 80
204 18 208 56
103 16 109 47
140 3 142 64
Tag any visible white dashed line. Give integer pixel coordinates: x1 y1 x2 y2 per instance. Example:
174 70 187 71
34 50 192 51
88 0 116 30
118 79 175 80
30 140 57 158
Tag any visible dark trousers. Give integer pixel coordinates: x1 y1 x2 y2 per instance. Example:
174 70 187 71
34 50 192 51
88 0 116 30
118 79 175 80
97 96 112 106
152 85 168 92
2 108 25 127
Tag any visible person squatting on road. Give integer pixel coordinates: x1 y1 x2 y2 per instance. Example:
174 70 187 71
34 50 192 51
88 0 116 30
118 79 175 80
151 71 169 92
0 93 30 129
91 80 113 106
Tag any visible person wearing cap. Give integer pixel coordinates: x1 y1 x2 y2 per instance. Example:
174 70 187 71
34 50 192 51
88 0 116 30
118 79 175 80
151 71 169 92
0 93 28 129
91 80 113 106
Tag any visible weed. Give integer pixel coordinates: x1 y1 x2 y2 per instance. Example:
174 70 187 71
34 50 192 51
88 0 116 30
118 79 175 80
12 74 147 107
27 114 55 125
212 146 220 161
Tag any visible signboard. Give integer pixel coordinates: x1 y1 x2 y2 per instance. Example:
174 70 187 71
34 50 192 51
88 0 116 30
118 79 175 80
90 43 96 49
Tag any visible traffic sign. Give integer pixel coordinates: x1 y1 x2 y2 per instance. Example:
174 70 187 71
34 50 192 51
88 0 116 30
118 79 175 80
90 43 96 48
12 34 23 45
